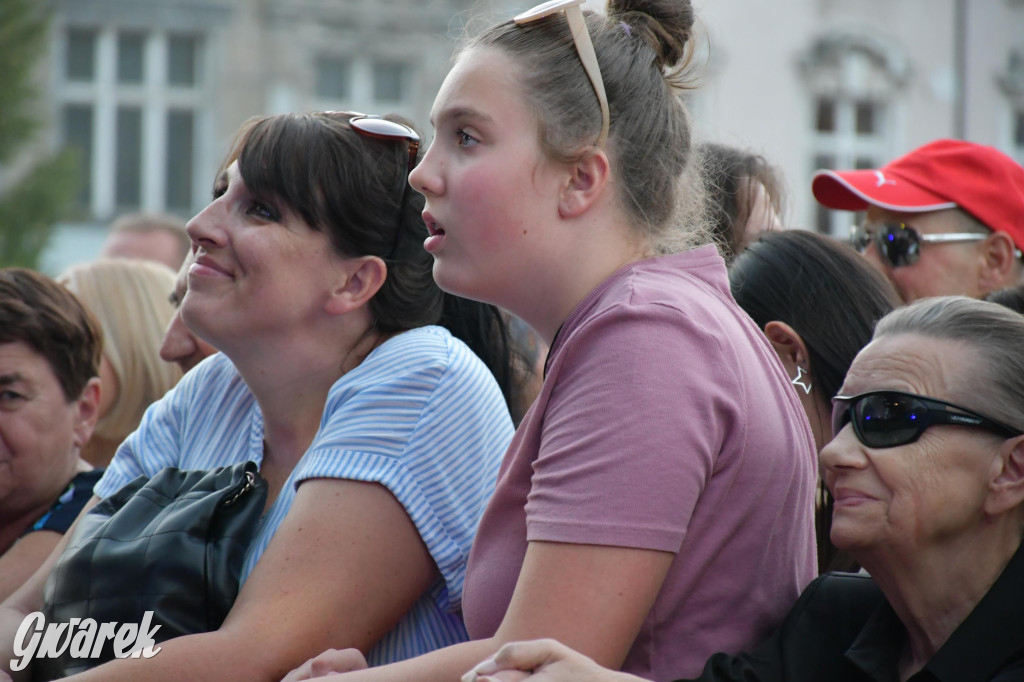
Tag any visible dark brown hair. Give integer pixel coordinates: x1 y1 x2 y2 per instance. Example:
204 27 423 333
467 0 698 241
0 267 102 401
698 142 784 262
223 112 439 334
219 112 515 403
729 230 901 573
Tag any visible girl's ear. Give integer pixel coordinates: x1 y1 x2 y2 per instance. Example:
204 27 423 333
762 320 810 375
558 150 611 219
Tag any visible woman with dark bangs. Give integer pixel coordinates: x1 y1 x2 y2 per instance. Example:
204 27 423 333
0 111 515 681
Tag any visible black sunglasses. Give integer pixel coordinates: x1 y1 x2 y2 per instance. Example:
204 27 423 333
849 222 986 268
324 112 421 259
831 390 1022 449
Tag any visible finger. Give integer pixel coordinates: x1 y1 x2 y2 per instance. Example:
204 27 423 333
280 661 313 682
470 639 567 676
478 673 532 682
493 639 570 670
309 648 369 676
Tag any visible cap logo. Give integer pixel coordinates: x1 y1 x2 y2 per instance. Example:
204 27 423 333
873 171 897 187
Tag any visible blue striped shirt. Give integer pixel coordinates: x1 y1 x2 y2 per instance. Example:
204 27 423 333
95 325 514 663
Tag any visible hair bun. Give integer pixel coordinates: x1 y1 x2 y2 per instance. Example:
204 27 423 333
612 0 695 70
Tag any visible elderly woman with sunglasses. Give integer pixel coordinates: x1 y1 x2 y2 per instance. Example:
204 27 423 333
464 295 1024 682
0 111 515 681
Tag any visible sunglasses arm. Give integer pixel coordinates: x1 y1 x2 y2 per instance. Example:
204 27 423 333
564 7 609 146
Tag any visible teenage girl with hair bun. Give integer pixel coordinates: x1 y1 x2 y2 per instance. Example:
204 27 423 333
285 1 817 680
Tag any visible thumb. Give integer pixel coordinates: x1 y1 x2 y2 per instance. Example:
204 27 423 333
469 639 570 677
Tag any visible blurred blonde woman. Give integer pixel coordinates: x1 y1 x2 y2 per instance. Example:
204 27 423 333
59 259 182 466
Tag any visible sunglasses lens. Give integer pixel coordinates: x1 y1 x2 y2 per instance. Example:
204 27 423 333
878 223 921 268
853 394 926 447
349 117 419 142
850 225 871 252
831 400 852 438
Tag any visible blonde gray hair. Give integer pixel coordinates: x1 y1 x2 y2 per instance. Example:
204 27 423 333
873 296 1024 432
59 259 181 443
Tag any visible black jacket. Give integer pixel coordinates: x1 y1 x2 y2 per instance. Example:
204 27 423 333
682 544 1024 682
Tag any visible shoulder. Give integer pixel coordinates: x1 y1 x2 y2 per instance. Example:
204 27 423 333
570 253 746 346
784 572 884 627
28 469 104 535
694 573 885 682
335 326 503 402
316 326 511 450
98 354 255 494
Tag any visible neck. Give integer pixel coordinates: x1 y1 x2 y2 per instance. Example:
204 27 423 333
515 216 652 345
230 320 386 468
858 526 1021 678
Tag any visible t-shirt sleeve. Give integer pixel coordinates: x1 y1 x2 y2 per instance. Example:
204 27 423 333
94 353 234 498
526 301 745 553
295 330 513 612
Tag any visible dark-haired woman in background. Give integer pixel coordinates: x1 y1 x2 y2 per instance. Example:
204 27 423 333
697 143 784 263
728 230 900 572
0 111 514 681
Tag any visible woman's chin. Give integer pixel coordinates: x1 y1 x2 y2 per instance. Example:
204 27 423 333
432 262 478 300
829 519 879 556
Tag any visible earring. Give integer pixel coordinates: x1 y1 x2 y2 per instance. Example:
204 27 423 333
791 366 812 395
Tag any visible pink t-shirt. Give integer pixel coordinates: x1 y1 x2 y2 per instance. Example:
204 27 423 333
462 246 817 681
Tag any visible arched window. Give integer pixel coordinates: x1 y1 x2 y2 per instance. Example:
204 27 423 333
997 48 1024 165
800 33 908 237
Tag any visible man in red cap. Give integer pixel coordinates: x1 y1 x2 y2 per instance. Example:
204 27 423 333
812 139 1024 302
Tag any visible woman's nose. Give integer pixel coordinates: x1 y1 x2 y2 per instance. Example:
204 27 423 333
408 142 442 197
186 200 227 250
819 425 869 478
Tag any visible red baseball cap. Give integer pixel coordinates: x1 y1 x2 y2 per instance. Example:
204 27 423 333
811 139 1024 250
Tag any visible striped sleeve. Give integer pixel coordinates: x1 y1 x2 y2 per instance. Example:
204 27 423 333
295 326 513 613
94 353 258 498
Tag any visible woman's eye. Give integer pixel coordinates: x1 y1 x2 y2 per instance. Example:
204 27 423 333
247 202 279 221
456 129 478 148
211 184 227 200
0 390 24 404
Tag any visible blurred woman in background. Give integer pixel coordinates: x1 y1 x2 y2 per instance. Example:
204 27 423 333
59 259 181 466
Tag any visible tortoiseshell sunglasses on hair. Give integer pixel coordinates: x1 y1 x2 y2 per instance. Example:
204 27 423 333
324 112 420 259
347 114 420 172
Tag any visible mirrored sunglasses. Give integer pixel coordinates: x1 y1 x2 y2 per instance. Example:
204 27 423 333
831 390 1021 449
849 221 986 268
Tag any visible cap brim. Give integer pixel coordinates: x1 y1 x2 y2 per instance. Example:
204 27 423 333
811 170 957 213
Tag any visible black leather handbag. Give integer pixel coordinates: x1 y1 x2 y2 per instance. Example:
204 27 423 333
35 460 267 680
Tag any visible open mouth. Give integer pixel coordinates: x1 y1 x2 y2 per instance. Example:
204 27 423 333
427 223 446 237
